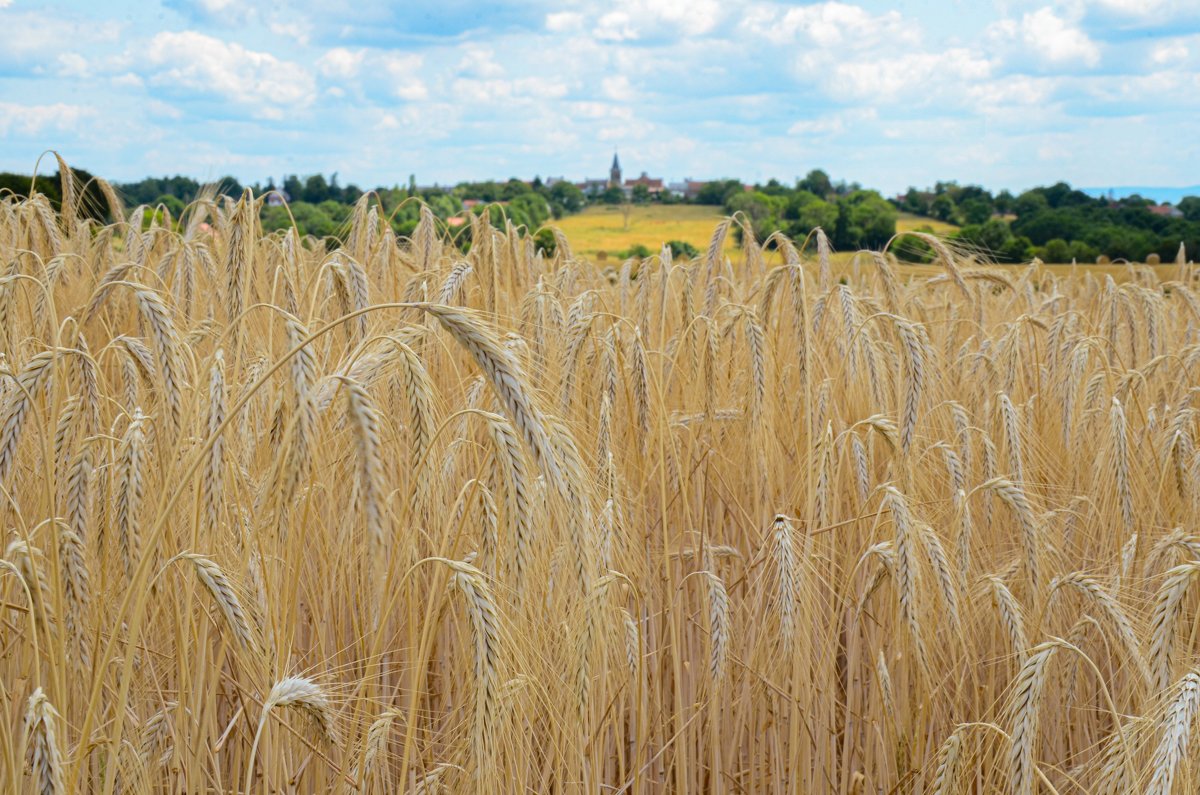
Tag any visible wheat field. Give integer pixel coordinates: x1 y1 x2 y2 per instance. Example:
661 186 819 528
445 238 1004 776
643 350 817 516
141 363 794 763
3 165 1200 794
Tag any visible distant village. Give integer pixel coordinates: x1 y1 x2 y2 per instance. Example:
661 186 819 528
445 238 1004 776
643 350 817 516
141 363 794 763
551 151 713 201
262 151 724 212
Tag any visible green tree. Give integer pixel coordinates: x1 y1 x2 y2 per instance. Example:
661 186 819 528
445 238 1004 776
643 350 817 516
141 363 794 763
1039 238 1072 263
283 175 304 203
302 174 330 203
508 193 551 229
695 180 743 205
798 169 833 198
501 178 531 201
533 227 556 256
931 194 957 222
1070 240 1099 262
1178 196 1200 222
961 197 993 225
894 225 936 263
547 181 585 214
901 188 927 214
631 184 651 204
761 178 789 196
835 190 897 249
726 191 785 243
600 186 625 205
784 190 839 236
666 240 699 258
1013 190 1049 219
154 194 186 219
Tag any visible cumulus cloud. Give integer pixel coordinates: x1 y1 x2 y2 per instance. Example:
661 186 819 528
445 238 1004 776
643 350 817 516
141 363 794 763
570 101 634 121
268 19 311 45
451 76 568 104
586 0 721 41
1085 0 1172 15
601 75 634 102
56 53 90 78
595 11 637 41
545 11 583 32
382 53 428 100
1151 39 1189 65
0 102 93 136
1020 7 1100 67
142 31 316 118
741 2 915 48
316 47 365 80
0 11 121 66
824 49 994 102
788 108 876 136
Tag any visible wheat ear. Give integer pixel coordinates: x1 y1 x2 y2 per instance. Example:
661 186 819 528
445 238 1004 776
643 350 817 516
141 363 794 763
1008 640 1061 795
246 676 339 792
179 553 253 650
24 687 64 795
1145 671 1200 795
1150 562 1200 691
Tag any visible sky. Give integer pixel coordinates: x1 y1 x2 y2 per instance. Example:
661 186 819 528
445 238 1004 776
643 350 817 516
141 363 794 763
1 0 1199 195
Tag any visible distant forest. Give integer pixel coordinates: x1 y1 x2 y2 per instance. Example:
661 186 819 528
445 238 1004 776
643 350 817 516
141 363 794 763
1 166 1196 264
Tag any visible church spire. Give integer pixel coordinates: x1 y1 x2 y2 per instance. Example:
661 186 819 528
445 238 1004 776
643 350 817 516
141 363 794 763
609 149 621 188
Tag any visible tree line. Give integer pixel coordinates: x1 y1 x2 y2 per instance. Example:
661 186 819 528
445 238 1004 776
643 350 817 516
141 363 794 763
898 180 1200 263
2 166 1196 263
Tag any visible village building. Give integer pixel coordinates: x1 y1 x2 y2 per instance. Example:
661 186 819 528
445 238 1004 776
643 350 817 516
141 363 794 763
576 151 674 199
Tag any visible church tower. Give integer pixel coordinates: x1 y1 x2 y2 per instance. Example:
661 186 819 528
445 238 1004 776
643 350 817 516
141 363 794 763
609 150 622 188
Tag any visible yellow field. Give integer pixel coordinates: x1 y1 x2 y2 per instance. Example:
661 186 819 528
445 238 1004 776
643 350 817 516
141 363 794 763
553 206 965 264
551 204 727 260
896 211 959 235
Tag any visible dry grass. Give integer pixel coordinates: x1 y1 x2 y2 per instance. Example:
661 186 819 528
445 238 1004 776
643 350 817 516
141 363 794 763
3 162 1200 793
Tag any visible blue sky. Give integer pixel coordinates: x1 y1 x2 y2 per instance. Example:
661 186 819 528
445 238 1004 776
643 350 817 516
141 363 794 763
2 0 1198 194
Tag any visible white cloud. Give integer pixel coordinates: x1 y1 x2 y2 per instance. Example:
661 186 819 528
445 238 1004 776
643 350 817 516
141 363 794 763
56 53 90 78
545 12 583 32
627 0 721 37
1151 40 1189 65
742 2 915 48
113 72 143 88
190 0 252 25
382 53 428 100
591 0 720 41
967 75 1059 116
146 99 183 119
0 12 122 65
595 11 637 41
0 0 13 8
601 75 634 102
142 31 316 117
807 48 993 103
316 47 365 80
788 108 876 136
571 101 634 121
0 102 93 137
451 77 569 104
1085 0 1170 15
1020 7 1100 67
457 45 504 79
268 19 311 45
